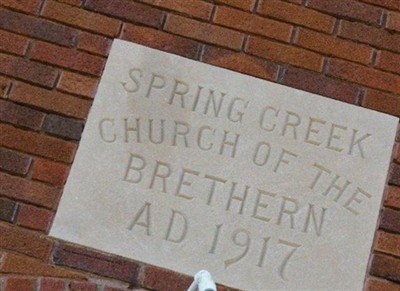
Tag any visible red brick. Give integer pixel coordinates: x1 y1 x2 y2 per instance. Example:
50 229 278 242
31 41 105 77
0 29 29 56
53 242 140 283
69 281 97 291
1 0 42 14
43 114 83 140
359 0 400 11
0 123 77 163
0 76 11 98
0 53 58 88
363 89 400 117
295 28 373 65
307 0 383 26
370 253 400 282
0 223 53 260
391 163 400 186
58 71 99 98
287 0 303 4
10 82 92 120
214 6 292 42
32 158 69 186
0 148 32 176
365 277 400 291
215 0 255 11
395 143 400 164
387 12 400 33
283 67 360 104
141 266 192 291
0 172 60 209
0 8 78 47
0 197 18 223
376 51 400 75
77 32 111 56
85 0 164 28
339 20 400 53
139 0 213 20
380 207 400 233
122 24 200 59
375 230 400 257
42 0 121 37
40 278 66 291
203 46 279 81
327 58 400 95
1 252 86 279
17 204 53 231
5 278 35 291
104 287 131 291
56 0 82 6
246 36 324 72
257 0 335 33
0 99 45 130
165 14 244 51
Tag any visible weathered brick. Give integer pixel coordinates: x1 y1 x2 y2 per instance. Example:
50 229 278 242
139 0 213 20
0 8 77 47
31 41 105 76
77 32 111 56
5 278 35 291
69 281 97 291
295 28 373 65
0 148 32 176
165 14 244 51
0 197 18 223
391 163 400 186
122 24 200 59
327 58 400 95
246 36 324 72
283 67 360 104
214 6 292 42
0 223 53 260
17 204 54 231
203 46 279 81
1 252 86 279
215 0 255 11
40 278 66 291
11 82 92 120
0 53 58 88
339 20 400 53
0 123 77 163
42 0 121 37
0 172 60 209
307 0 383 26
365 277 400 291
32 158 69 186
0 29 29 56
380 207 400 233
141 266 192 291
85 0 164 28
395 143 400 163
1 0 42 14
375 230 400 257
57 71 99 98
0 76 11 98
363 89 400 117
257 0 335 33
376 50 400 75
387 11 400 32
359 0 400 11
370 253 400 282
43 114 83 140
53 242 140 283
0 99 45 130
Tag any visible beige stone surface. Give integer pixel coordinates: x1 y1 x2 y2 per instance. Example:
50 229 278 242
50 40 399 291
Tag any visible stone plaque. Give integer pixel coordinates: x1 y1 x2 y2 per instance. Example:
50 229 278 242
50 40 399 291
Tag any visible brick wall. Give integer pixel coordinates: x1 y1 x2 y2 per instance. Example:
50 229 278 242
0 0 399 290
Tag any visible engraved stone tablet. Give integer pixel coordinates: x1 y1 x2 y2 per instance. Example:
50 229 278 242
51 40 399 291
